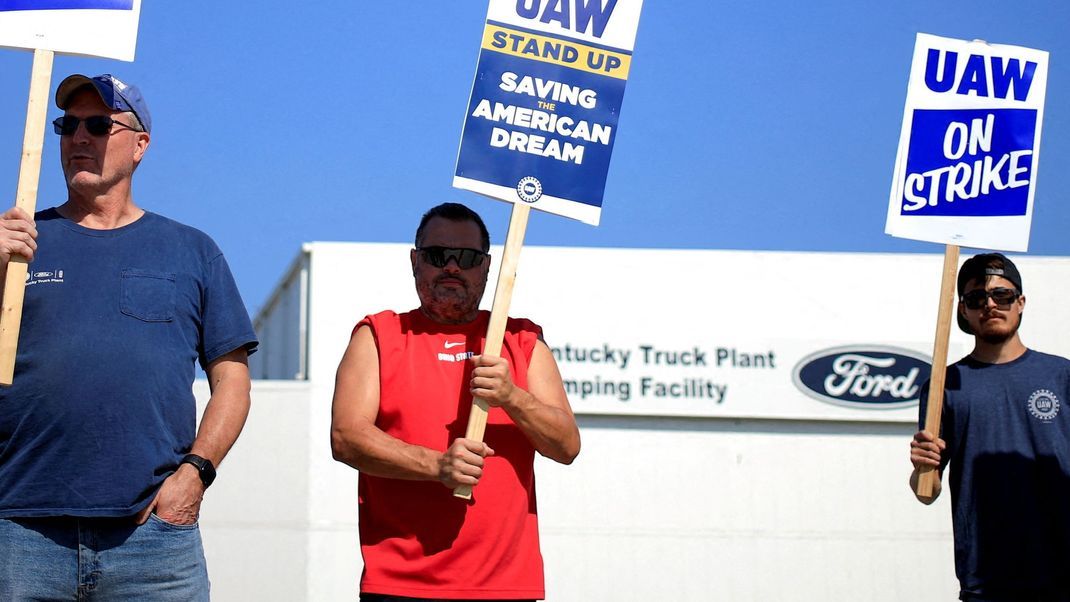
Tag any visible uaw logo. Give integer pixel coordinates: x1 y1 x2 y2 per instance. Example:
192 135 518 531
516 176 543 203
1027 389 1060 422
792 346 932 410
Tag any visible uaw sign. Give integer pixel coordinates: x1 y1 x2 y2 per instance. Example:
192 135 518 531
453 0 644 225
885 33 1049 252
792 346 932 411
0 0 141 60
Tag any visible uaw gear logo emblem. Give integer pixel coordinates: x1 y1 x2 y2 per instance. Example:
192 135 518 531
516 176 543 203
1027 389 1060 422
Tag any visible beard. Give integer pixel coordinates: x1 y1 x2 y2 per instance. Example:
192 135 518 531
976 313 1022 345
978 330 1015 345
417 277 484 324
425 293 478 322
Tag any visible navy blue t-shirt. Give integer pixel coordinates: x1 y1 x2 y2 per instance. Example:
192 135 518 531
919 350 1070 599
0 208 257 518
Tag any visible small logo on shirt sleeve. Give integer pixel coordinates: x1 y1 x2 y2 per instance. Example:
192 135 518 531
1027 389 1060 422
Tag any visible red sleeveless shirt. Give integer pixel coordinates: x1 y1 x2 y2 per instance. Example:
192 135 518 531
357 309 545 599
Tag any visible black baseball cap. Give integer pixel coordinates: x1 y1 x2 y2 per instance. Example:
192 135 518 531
956 253 1023 334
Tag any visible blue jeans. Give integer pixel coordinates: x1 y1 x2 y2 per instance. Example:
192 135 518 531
0 515 209 601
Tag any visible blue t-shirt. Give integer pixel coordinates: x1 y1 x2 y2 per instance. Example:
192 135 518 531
919 350 1070 599
0 208 257 518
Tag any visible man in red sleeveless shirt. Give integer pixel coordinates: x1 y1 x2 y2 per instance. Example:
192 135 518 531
331 203 581 601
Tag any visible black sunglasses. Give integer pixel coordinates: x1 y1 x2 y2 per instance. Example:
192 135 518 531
417 246 488 269
961 287 1020 310
52 115 139 137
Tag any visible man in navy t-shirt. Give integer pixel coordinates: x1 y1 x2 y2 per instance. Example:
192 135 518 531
0 74 257 600
911 253 1070 601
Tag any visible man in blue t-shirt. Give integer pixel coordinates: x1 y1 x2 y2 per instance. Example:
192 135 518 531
910 253 1070 602
0 74 257 600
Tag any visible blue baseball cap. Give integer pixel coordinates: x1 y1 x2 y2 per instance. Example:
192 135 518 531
55 73 152 133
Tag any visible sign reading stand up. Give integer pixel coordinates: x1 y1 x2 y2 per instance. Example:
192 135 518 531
886 33 1049 252
449 0 643 499
454 0 643 225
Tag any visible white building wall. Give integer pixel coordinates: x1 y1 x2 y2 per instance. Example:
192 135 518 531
250 251 309 380
195 384 956 601
204 245 1070 601
540 416 955 601
196 381 313 601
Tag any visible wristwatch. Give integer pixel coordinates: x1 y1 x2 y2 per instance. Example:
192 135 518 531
180 454 217 488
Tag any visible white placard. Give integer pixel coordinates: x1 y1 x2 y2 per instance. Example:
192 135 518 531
886 33 1049 252
0 0 141 61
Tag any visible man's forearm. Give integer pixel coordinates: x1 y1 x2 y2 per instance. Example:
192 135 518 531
331 421 442 481
194 351 252 466
191 389 249 466
139 354 250 523
502 388 580 464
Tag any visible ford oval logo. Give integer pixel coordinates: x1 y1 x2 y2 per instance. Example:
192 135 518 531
792 345 931 410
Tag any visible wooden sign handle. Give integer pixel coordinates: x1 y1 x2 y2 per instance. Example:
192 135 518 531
0 49 55 387
454 202 531 500
914 244 960 500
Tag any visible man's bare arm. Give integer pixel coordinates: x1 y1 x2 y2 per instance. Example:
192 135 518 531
189 348 253 466
136 348 252 524
471 340 580 465
331 325 493 488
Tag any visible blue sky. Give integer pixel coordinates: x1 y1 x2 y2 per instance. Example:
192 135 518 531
1 2 1067 314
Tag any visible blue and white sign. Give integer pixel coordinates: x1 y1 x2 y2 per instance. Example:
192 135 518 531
792 345 932 411
0 0 141 61
886 33 1049 252
454 0 644 226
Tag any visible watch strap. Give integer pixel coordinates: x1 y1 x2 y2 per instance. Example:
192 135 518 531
180 453 217 488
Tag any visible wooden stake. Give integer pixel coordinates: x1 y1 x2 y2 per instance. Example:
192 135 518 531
0 49 54 386
454 202 531 500
914 244 960 501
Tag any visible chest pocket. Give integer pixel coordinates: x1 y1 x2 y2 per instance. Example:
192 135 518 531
120 268 176 322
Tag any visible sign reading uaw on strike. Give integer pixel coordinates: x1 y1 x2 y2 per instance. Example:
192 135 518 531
454 0 644 225
887 33 1049 502
886 33 1049 252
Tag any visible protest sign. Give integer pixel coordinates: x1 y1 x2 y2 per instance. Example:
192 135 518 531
885 34 1050 499
886 33 1048 252
452 0 644 498
0 0 141 60
0 0 142 384
453 0 643 226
